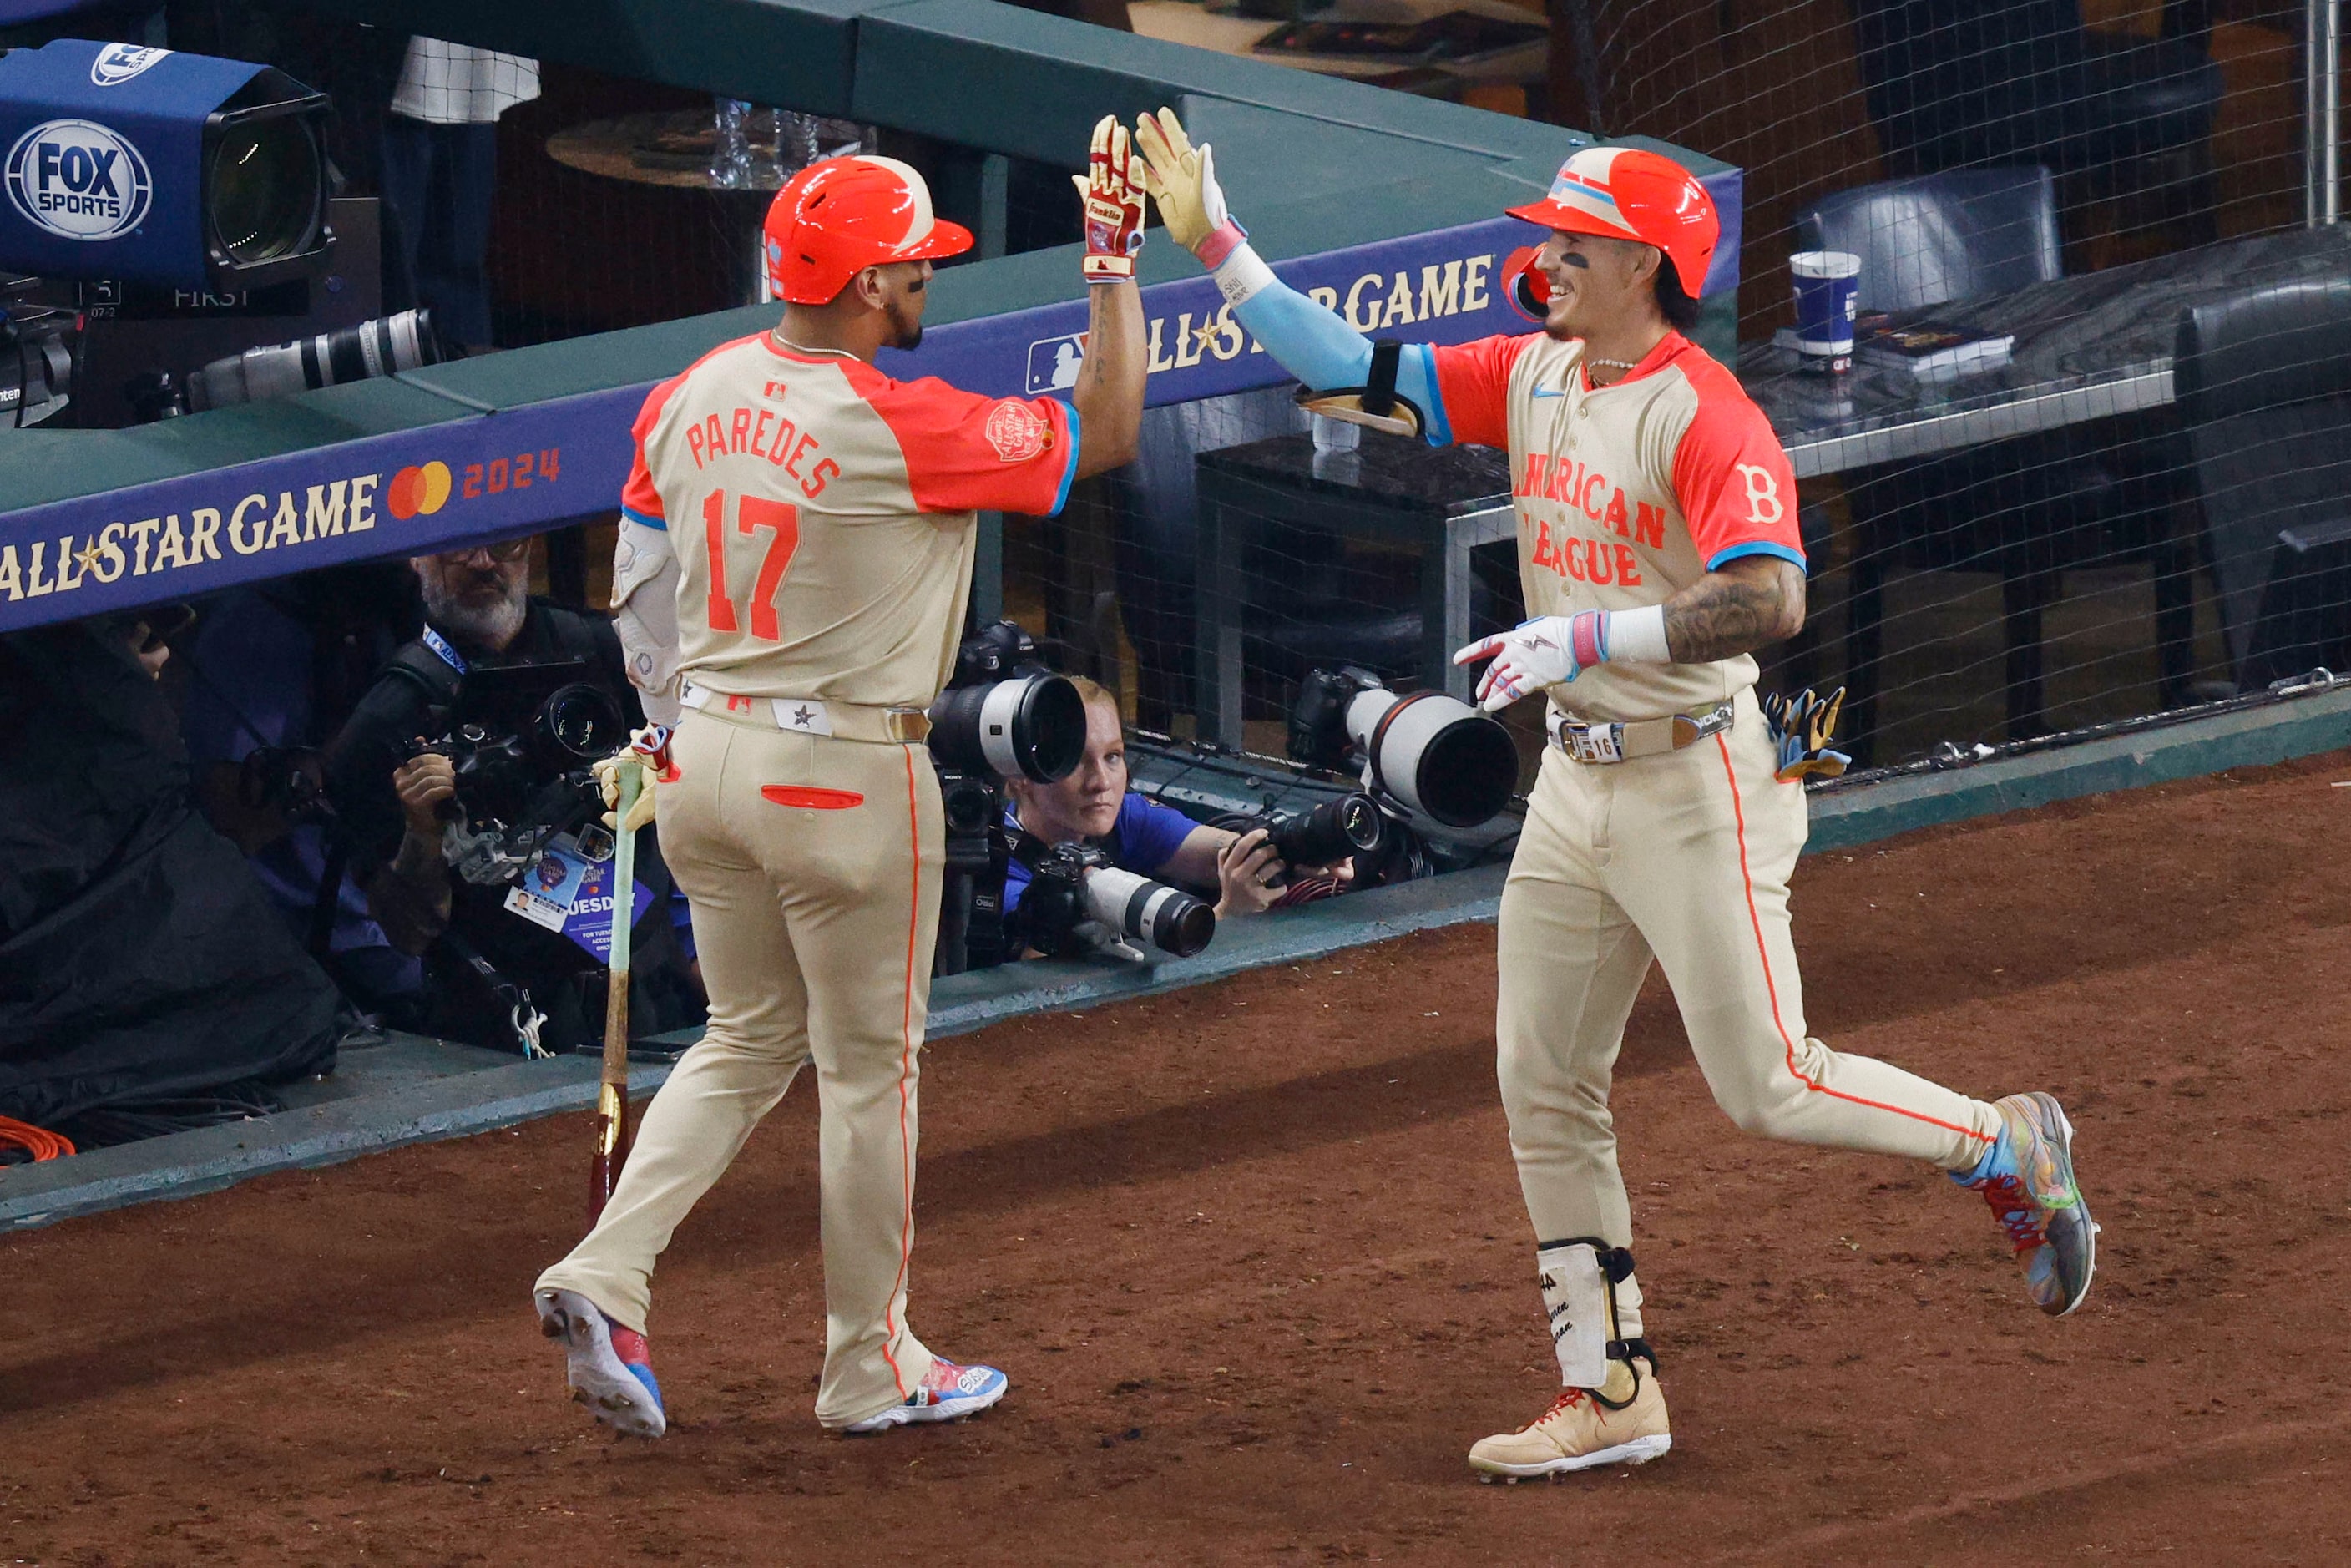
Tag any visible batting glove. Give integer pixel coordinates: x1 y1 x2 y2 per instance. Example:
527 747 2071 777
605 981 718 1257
1761 686 1852 782
593 725 673 834
1453 613 1604 711
1074 115 1148 282
1135 107 1247 268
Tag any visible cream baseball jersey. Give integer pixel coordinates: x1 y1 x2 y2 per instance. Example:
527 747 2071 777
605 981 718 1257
621 332 1079 710
1431 330 1802 723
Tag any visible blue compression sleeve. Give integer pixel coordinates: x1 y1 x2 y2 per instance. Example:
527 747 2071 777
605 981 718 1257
1232 276 1453 447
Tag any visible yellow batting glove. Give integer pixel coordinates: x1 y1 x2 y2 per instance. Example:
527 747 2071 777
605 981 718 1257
1135 106 1243 265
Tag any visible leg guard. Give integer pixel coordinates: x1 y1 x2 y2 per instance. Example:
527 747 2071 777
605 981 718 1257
1535 1237 1658 1408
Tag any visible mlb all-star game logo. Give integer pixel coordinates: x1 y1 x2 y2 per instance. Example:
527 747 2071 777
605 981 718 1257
5 119 153 240
985 399 1049 462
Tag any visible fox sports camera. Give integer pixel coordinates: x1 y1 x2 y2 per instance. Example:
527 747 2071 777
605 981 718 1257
0 38 332 288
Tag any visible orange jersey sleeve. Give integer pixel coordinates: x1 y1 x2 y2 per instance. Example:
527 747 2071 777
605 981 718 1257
621 372 690 528
1429 332 1539 449
1669 357 1805 571
853 371 1080 517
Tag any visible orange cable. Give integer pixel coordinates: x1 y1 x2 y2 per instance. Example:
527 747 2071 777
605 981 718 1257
0 1114 74 1161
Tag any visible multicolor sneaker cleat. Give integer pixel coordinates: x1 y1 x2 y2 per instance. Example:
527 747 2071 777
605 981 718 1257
1953 1091 2096 1317
535 1287 665 1438
1467 1352 1671 1482
842 1356 1008 1434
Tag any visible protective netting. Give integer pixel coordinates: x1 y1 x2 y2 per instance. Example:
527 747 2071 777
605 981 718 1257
93 2 2351 787
1545 0 2345 763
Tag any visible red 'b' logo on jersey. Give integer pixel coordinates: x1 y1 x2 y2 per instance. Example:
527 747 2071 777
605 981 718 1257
984 399 1049 463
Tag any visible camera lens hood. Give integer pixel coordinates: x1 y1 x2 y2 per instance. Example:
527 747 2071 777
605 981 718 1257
928 672 1084 782
1347 689 1517 828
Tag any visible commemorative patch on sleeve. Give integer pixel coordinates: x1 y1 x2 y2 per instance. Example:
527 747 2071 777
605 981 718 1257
984 399 1051 463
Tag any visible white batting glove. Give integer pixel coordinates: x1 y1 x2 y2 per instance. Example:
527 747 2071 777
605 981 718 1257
592 725 671 835
1454 614 1597 711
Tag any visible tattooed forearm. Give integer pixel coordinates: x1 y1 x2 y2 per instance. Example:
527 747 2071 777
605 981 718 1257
1661 555 1806 663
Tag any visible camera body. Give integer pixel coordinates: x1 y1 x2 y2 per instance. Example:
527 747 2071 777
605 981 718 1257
415 674 627 888
1017 841 1216 963
927 620 1087 975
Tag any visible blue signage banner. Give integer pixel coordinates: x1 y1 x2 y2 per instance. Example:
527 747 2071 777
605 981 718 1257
0 168 1741 635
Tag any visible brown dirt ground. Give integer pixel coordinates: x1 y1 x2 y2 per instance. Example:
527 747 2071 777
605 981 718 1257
7 755 2351 1566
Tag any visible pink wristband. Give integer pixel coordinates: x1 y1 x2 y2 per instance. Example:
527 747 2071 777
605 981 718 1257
1570 610 1607 669
1196 218 1248 270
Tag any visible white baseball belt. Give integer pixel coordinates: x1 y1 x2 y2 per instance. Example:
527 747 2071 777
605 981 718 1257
679 682 932 745
1547 699 1734 764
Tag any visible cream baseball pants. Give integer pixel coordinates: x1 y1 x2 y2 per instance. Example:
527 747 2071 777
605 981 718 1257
537 708 942 1428
1495 687 2002 1336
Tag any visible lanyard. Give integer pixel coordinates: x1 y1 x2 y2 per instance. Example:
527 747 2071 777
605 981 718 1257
421 625 468 675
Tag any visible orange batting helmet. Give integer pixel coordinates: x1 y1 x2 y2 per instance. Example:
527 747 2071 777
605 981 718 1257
763 155 973 306
1504 146 1718 297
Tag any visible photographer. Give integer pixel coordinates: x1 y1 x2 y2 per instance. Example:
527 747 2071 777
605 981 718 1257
1003 677 1352 938
323 538 699 1052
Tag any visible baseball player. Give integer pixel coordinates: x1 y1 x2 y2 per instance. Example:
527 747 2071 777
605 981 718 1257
1136 113 2095 1480
532 124 1149 1438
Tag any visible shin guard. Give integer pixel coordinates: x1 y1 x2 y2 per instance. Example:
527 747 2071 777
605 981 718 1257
1535 1237 1656 1406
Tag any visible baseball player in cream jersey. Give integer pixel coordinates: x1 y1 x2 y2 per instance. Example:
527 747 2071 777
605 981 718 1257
1137 114 2096 1479
533 126 1148 1438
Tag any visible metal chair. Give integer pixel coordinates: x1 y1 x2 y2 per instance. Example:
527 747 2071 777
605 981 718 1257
1799 168 2193 756
2175 276 2351 690
1848 0 2222 239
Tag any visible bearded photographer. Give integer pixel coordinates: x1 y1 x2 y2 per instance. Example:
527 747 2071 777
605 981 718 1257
1001 677 1352 946
323 538 700 1052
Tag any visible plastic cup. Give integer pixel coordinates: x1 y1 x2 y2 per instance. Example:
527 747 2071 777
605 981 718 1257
1790 250 1861 370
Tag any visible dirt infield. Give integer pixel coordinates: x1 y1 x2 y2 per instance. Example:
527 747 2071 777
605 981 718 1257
7 756 2351 1566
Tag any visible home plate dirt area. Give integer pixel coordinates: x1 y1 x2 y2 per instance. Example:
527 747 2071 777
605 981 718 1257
6 756 2350 1565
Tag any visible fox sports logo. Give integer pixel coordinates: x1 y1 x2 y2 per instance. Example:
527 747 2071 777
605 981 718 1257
91 45 172 86
5 119 153 240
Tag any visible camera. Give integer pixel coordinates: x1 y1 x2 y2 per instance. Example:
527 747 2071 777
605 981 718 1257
928 620 1089 976
185 307 446 411
418 672 627 887
1289 666 1518 829
925 619 1087 784
1018 842 1216 962
0 41 333 291
1261 791 1388 870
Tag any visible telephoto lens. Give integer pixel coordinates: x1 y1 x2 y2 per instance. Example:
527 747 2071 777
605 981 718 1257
926 672 1085 782
1081 865 1216 959
185 307 446 411
1266 792 1388 868
1347 685 1519 827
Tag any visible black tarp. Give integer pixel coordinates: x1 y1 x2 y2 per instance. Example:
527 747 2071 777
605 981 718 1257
0 620 339 1128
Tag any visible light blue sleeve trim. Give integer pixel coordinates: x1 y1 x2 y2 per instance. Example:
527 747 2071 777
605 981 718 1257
621 505 666 533
1404 343 1451 448
1706 540 1808 574
1231 276 1455 447
1048 398 1081 516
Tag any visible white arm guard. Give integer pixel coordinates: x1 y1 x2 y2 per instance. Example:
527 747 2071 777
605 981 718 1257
612 517 683 727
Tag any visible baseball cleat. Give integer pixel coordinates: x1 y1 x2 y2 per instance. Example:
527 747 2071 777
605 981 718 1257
1953 1091 2096 1317
842 1356 1008 1434
1467 1358 1671 1482
536 1287 665 1439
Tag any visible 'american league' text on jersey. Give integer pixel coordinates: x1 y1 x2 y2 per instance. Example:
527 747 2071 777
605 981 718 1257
1432 330 1803 723
621 333 1079 710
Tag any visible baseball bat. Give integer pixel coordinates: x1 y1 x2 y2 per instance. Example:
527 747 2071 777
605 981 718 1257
589 762 642 1222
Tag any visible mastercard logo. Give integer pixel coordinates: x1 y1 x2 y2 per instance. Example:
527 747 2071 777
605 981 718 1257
387 461 453 520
